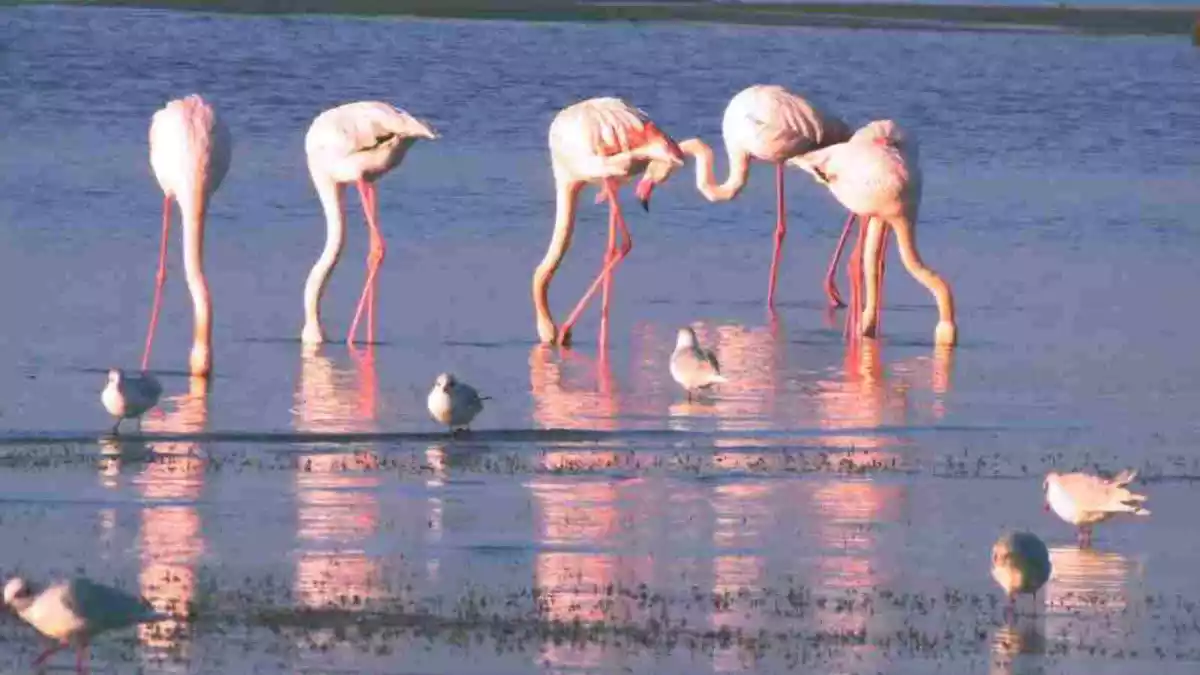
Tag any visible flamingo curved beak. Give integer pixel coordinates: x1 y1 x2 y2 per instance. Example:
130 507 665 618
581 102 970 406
635 179 654 212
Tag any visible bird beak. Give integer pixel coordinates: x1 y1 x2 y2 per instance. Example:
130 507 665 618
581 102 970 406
635 179 654 212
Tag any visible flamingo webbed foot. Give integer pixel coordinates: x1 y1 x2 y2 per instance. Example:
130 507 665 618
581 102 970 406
934 321 957 347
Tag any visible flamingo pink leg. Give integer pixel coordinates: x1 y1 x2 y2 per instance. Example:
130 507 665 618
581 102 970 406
141 195 172 371
558 180 632 345
845 216 867 341
875 226 889 335
824 212 856 309
76 639 90 675
766 162 787 307
347 178 385 349
598 192 619 352
33 643 63 667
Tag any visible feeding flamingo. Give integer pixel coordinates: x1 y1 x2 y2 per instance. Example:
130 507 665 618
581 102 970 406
677 85 853 308
532 97 685 348
143 94 231 377
302 101 438 348
791 120 957 346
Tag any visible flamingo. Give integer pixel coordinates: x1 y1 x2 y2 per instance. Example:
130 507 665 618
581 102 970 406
302 101 438 348
791 120 957 346
677 85 853 308
143 94 231 377
532 97 685 348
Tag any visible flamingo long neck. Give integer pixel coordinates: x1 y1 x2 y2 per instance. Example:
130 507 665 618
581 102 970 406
531 180 582 340
889 212 956 328
303 176 346 341
679 138 749 202
179 192 212 377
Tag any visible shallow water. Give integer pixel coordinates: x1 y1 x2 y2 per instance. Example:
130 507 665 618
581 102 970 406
0 5 1199 674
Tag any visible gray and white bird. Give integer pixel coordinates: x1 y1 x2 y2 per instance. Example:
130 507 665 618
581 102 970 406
669 326 727 400
991 531 1052 616
427 372 487 432
100 369 162 435
3 576 165 673
1044 469 1150 547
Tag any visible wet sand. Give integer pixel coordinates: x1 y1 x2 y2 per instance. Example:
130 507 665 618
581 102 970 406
21 0 1200 36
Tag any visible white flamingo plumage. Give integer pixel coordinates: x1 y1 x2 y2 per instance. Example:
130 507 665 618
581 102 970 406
532 97 685 348
302 101 438 348
792 120 957 346
677 85 852 308
144 94 231 377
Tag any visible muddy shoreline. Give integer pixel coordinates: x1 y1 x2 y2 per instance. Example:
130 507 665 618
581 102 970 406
17 0 1200 37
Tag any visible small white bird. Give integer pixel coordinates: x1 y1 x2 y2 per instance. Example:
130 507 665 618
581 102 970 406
669 326 727 400
427 373 487 432
100 369 162 435
1044 469 1150 547
991 531 1052 616
3 576 165 673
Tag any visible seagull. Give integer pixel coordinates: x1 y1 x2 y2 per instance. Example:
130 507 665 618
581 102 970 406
427 373 487 432
1044 469 1150 547
669 326 727 400
100 369 163 435
991 531 1052 617
3 576 166 674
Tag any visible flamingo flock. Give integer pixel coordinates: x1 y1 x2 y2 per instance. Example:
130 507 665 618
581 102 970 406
105 86 958 429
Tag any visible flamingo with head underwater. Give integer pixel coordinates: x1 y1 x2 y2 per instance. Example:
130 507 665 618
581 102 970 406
677 85 855 309
302 101 438 348
792 120 957 346
143 94 231 378
532 97 685 349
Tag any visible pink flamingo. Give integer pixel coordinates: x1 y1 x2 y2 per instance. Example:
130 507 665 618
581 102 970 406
791 121 957 346
302 101 438 348
532 97 685 348
143 94 231 378
677 85 854 308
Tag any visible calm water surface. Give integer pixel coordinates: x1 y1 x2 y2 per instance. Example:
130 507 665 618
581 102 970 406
0 5 1198 674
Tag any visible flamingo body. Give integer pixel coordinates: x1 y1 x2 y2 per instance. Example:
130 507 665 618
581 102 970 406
302 101 438 347
679 85 851 307
793 120 957 346
533 97 684 347
143 94 231 377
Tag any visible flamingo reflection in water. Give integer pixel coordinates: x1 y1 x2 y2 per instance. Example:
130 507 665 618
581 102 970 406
292 346 384 613
134 377 209 662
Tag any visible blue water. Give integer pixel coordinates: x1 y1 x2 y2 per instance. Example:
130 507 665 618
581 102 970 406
0 5 1198 674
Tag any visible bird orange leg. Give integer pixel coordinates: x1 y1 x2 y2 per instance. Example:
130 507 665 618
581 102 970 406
33 643 63 667
875 226 889 335
141 195 172 371
559 180 632 346
766 162 787 307
348 179 385 349
824 212 856 309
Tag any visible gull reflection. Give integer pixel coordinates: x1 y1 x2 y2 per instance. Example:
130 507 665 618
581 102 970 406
990 616 1047 675
292 345 383 610
135 377 208 662
1044 545 1142 648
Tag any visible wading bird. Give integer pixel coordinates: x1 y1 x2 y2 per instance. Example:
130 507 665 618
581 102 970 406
669 326 727 399
427 372 487 432
532 97 685 349
4 576 165 674
100 368 162 435
302 101 438 348
144 94 231 377
678 85 852 308
792 120 957 346
1044 469 1150 547
990 531 1052 617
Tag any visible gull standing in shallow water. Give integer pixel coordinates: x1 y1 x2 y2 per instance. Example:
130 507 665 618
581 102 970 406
3 576 165 674
100 369 162 435
669 326 727 400
1044 469 1150 547
427 373 488 432
991 531 1052 617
